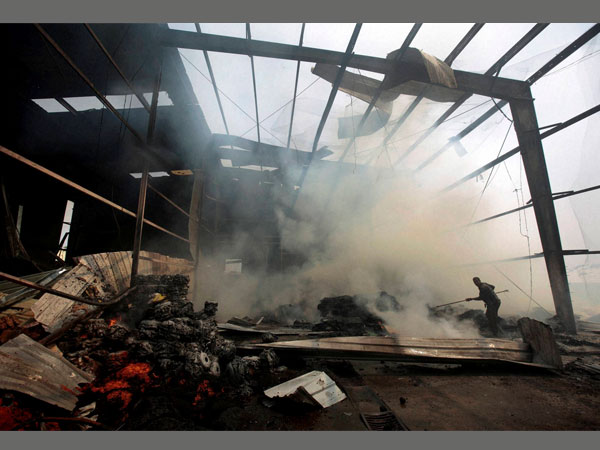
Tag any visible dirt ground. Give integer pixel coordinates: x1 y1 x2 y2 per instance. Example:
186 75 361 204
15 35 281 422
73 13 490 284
203 355 600 431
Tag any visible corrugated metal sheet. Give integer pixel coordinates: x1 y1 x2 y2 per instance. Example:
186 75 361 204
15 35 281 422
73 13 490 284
251 336 556 367
0 334 94 411
264 370 346 408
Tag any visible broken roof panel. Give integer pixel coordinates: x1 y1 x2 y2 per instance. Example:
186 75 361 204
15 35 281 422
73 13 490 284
0 334 94 411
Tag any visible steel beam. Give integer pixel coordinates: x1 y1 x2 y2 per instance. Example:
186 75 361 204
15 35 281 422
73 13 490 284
84 23 152 113
337 23 421 163
34 24 173 167
380 24 485 151
510 94 576 334
0 145 188 242
158 28 530 101
289 24 362 210
195 23 230 135
131 57 162 282
392 24 548 166
417 24 600 171
467 183 600 226
287 23 305 150
442 103 600 192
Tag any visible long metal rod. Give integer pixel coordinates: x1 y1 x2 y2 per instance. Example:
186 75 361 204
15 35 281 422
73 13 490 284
247 24 261 144
337 23 421 164
442 103 600 193
287 23 305 150
392 24 548 166
195 23 229 135
0 145 189 243
312 24 362 154
463 250 600 265
147 182 195 221
467 183 600 226
444 23 485 66
0 271 137 307
289 24 362 210
131 57 162 281
34 24 147 147
416 23 600 171
83 23 152 113
381 23 485 149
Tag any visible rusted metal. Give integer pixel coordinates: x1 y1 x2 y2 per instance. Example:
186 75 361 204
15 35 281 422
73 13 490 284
0 334 94 411
0 145 189 243
148 183 195 221
83 23 152 113
510 94 576 334
380 24 485 150
0 271 136 307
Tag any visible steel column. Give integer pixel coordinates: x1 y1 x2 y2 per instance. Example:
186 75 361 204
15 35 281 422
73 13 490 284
510 95 576 334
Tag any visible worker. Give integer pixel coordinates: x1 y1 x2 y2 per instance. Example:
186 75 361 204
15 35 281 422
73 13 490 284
466 277 501 336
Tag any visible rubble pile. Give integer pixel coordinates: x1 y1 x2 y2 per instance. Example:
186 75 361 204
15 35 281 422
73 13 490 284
311 292 396 336
51 275 279 428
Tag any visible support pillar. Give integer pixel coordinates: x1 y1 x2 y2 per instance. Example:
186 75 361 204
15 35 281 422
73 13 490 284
510 96 577 334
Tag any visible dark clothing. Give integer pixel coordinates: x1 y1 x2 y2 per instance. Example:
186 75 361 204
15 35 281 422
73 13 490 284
477 283 501 309
475 282 501 336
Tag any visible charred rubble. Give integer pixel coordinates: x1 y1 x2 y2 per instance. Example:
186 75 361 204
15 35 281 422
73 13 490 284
26 274 285 429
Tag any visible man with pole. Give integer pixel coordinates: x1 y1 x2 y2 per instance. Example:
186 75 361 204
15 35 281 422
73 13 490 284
466 277 502 336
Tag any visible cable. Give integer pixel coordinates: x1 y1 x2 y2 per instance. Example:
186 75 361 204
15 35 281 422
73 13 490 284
469 121 514 222
180 52 287 146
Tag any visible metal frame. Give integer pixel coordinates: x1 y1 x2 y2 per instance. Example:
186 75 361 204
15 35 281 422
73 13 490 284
157 24 593 333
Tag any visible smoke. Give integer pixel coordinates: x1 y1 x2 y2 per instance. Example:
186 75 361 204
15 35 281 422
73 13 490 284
190 94 563 335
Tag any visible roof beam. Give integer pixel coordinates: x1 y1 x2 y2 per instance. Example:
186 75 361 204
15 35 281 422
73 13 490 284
378 23 485 153
195 23 230 135
337 23 422 163
246 24 261 144
158 28 530 101
289 24 362 210
416 23 600 171
466 183 600 226
442 103 600 193
84 23 152 113
35 24 174 168
287 23 305 150
391 23 548 166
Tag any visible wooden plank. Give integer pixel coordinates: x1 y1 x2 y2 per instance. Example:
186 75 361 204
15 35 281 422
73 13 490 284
31 264 96 333
106 252 125 292
92 253 118 294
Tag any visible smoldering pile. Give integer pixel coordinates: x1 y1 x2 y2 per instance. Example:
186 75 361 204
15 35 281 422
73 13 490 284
252 291 401 336
52 274 281 429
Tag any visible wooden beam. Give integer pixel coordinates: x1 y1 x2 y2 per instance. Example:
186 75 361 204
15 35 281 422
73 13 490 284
510 94 576 334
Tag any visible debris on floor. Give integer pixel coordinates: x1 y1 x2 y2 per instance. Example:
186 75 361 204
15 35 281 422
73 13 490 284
264 370 347 408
